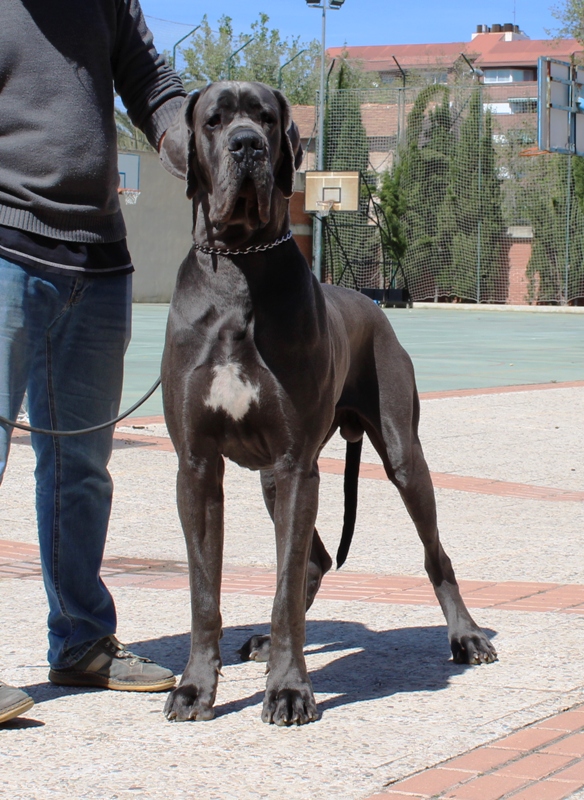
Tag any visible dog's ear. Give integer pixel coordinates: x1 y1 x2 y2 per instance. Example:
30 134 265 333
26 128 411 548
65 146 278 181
273 89 303 198
159 91 201 198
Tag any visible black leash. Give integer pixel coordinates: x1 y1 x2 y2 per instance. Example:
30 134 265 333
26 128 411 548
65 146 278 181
0 377 161 437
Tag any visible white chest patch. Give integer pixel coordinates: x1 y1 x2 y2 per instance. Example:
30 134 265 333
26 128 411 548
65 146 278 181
205 362 260 421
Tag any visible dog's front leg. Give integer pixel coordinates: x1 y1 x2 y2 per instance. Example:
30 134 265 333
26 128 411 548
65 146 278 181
165 453 224 722
262 461 320 726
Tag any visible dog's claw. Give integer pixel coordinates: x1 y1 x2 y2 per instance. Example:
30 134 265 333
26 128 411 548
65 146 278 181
262 687 319 726
451 633 498 665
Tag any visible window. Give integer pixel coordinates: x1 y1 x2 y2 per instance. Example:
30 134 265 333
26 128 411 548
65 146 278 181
483 68 537 83
508 97 538 114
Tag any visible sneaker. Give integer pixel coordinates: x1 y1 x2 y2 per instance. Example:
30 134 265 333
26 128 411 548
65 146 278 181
0 682 35 724
48 635 176 692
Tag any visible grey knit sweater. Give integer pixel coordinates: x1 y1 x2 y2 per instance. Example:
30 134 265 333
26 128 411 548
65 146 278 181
0 0 186 242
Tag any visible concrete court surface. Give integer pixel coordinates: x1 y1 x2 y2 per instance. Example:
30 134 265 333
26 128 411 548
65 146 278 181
1 307 584 799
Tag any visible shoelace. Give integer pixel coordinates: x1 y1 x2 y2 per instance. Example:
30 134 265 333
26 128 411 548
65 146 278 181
105 637 152 665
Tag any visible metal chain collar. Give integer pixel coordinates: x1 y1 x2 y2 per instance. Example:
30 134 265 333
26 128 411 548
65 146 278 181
193 230 293 256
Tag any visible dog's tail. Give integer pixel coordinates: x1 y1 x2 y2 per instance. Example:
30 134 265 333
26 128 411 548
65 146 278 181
336 438 363 569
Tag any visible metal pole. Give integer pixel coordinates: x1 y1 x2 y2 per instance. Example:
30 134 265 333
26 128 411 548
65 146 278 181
313 4 327 281
172 26 200 71
227 37 254 81
477 84 482 304
458 54 485 303
392 55 406 163
278 49 307 89
565 153 572 305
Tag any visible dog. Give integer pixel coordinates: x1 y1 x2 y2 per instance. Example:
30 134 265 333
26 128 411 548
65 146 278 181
159 81 497 726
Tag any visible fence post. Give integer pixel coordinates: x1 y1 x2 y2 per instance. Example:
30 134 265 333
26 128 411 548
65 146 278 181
564 153 572 305
477 84 483 304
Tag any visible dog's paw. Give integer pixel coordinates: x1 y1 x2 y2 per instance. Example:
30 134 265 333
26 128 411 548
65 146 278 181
238 634 271 662
164 685 215 722
261 686 319 726
450 631 498 665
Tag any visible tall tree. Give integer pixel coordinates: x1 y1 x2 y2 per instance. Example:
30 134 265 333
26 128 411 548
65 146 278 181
550 0 584 41
321 63 378 286
377 164 407 266
325 62 369 173
380 84 454 299
437 88 506 301
180 14 321 105
181 15 235 85
523 153 584 303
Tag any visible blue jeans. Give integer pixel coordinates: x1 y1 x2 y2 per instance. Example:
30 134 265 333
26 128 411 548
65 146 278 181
0 257 132 668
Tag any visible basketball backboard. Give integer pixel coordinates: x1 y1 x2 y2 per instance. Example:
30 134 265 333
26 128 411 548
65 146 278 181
538 56 584 155
304 171 360 213
118 153 141 190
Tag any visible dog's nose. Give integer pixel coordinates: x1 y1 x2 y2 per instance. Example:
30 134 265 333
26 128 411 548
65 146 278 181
228 129 265 164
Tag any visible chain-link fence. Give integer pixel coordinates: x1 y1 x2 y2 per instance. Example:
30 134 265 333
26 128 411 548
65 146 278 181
316 84 584 305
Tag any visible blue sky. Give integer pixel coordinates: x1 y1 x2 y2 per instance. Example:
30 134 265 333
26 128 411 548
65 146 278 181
140 0 562 56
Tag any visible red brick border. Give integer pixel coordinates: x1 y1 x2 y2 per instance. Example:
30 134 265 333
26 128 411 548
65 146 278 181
12 381 584 503
2 540 584 614
367 708 584 799
317 457 584 502
418 380 584 401
14 430 582 503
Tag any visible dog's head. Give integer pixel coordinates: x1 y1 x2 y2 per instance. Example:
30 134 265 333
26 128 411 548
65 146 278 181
161 82 303 238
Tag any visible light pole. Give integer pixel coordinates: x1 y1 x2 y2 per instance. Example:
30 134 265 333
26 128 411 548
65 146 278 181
305 0 346 281
172 26 200 71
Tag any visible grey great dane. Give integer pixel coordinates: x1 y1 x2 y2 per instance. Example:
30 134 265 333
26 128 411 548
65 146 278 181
160 81 497 726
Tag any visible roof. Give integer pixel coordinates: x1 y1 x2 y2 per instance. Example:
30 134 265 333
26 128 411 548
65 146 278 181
291 87 539 141
328 35 583 72
471 33 582 68
291 105 316 140
327 42 466 72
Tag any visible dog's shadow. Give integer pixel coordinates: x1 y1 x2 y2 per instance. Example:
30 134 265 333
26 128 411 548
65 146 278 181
130 619 498 718
19 621 497 720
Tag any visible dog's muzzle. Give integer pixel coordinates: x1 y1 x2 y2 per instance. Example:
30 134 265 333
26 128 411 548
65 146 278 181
206 126 274 230
228 128 266 171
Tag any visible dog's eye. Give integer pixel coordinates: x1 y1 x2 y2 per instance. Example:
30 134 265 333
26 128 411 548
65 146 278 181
206 114 221 129
260 112 276 126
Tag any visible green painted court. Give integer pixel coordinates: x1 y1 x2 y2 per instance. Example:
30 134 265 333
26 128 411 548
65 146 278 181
122 304 584 417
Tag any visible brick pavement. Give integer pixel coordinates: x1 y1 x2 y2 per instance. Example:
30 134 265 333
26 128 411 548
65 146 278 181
4 538 584 798
99 381 584 503
369 709 584 799
3 539 584 614
4 380 584 798
15 381 584 500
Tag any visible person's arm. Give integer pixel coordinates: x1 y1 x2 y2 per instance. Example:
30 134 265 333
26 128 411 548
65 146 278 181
112 0 186 151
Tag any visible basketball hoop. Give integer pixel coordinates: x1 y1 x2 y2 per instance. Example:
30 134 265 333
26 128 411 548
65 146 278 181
315 199 335 217
304 171 360 214
118 188 141 205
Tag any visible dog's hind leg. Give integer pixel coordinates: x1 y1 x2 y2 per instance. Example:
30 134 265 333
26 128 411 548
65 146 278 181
369 361 497 665
261 468 332 609
164 451 225 721
238 468 332 664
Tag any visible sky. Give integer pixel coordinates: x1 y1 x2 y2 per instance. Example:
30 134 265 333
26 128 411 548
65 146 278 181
140 0 563 60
